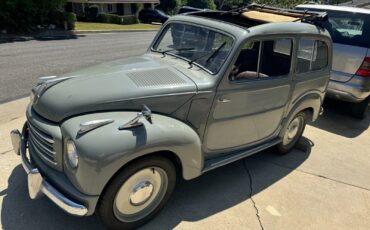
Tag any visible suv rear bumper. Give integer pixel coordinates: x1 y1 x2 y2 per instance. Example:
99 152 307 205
327 75 370 103
10 123 99 216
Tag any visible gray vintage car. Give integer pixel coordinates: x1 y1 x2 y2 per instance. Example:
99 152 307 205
10 5 332 230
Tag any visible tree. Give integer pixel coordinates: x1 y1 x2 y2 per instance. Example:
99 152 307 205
215 0 251 10
0 0 66 32
157 0 177 13
186 0 217 9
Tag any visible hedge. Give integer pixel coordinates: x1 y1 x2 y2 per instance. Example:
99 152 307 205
64 12 77 30
97 13 138 25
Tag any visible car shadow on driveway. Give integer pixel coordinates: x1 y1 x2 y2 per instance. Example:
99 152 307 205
309 99 369 138
1 139 312 230
0 32 83 44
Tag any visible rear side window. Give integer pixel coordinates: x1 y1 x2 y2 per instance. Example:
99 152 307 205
296 38 328 74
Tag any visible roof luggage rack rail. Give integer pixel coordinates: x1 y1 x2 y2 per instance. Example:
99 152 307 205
242 3 328 25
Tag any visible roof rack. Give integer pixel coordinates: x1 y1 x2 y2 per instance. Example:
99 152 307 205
239 3 328 24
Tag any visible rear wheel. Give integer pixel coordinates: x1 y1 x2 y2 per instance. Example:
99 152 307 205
350 97 369 119
97 156 176 230
277 111 307 154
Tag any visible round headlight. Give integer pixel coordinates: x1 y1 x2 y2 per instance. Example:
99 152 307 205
66 140 78 169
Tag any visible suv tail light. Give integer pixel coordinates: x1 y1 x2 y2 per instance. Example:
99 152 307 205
356 57 370 77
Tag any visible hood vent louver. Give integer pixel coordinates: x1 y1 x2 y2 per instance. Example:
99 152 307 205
127 69 187 88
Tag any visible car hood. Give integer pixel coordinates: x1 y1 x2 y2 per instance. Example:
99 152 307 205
32 55 197 122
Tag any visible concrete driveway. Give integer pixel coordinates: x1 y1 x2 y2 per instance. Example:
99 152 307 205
0 98 369 230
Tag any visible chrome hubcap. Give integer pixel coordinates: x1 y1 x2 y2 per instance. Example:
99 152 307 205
129 181 154 206
283 117 301 145
113 167 168 222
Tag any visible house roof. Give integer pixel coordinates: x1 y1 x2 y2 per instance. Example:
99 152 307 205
68 0 159 3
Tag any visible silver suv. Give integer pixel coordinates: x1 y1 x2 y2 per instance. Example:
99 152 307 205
296 4 370 118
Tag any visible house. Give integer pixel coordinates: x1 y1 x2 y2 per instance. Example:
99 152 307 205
66 0 160 16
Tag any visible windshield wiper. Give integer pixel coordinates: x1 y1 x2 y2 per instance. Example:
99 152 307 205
188 42 226 67
157 47 195 56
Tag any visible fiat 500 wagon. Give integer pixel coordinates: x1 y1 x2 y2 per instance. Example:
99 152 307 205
11 5 332 229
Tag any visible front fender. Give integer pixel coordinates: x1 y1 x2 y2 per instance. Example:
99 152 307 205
61 112 203 196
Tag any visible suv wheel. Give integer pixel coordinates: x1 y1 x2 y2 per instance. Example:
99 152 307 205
277 111 307 154
350 97 369 119
97 156 176 230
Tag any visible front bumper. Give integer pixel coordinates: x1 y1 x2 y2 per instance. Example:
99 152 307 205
10 126 88 216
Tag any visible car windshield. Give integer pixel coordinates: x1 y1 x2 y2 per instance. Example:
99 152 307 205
153 23 234 74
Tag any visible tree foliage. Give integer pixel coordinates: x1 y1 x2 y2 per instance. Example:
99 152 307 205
186 0 217 9
252 0 307 9
0 0 66 32
157 0 178 12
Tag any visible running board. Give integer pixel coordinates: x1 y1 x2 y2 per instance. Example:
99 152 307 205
202 138 281 173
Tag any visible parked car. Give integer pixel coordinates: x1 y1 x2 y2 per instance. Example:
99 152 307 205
10 5 331 230
296 4 370 118
138 8 169 24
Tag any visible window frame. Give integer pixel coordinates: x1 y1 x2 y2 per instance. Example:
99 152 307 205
229 36 295 83
295 37 330 76
151 22 236 75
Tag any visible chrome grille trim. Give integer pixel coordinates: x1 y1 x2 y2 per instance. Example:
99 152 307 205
29 142 57 165
28 122 57 165
29 133 56 157
28 122 54 144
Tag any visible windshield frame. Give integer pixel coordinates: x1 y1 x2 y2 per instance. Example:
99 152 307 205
151 21 236 75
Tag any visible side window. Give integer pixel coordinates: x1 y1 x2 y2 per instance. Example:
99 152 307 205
297 38 328 74
230 38 292 81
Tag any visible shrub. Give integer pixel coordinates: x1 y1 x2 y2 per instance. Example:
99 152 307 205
120 15 139 25
97 13 138 25
64 12 77 30
97 13 121 24
85 5 99 21
49 10 65 29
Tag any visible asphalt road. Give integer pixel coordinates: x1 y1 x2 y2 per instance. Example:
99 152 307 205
0 32 157 104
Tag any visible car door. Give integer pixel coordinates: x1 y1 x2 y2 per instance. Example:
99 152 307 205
204 37 294 154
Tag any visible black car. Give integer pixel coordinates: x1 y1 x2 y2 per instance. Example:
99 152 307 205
138 8 169 23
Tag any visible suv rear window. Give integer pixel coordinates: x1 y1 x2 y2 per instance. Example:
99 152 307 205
325 11 370 48
297 8 370 48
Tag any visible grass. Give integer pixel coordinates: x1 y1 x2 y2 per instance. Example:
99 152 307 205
75 22 161 31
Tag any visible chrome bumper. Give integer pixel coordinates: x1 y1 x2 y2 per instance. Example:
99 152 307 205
10 127 88 216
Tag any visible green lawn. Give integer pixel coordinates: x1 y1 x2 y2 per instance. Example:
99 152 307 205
75 22 161 31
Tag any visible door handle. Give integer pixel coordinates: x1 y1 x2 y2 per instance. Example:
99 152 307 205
218 97 231 103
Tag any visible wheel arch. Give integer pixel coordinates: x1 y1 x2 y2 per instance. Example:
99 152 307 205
279 92 322 138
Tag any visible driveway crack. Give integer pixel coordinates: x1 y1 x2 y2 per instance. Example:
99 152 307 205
243 160 265 230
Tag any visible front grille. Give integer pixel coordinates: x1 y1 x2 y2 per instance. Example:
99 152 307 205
28 122 57 165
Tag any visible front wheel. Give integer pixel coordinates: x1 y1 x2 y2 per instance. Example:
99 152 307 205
97 156 176 230
277 111 307 154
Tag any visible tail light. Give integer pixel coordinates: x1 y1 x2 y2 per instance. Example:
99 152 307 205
356 57 370 77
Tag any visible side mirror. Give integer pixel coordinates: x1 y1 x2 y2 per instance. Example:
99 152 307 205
119 104 153 130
